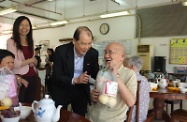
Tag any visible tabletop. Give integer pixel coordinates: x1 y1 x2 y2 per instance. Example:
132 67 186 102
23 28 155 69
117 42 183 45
0 109 90 122
149 88 187 121
150 88 187 100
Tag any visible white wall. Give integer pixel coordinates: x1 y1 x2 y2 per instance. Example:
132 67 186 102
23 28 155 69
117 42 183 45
0 15 187 73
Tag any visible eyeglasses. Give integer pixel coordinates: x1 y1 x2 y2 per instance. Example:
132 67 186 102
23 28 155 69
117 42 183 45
104 49 119 55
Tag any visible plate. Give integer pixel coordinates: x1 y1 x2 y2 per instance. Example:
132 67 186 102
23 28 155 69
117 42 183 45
167 87 179 92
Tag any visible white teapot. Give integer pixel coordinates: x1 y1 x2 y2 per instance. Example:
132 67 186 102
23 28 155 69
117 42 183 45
32 95 62 122
158 78 168 89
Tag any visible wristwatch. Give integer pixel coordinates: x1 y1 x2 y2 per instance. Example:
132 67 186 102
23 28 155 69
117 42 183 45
116 73 120 78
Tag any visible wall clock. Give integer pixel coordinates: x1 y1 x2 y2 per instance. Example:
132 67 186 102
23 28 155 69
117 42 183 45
100 23 110 35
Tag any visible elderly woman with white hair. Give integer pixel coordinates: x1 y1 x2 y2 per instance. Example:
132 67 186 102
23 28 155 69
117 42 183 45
127 56 151 122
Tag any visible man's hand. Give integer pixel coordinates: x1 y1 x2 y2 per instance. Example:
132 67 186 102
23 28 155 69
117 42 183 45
74 71 89 84
91 89 99 102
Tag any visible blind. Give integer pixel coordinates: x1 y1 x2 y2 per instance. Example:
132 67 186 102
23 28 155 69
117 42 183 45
136 3 187 37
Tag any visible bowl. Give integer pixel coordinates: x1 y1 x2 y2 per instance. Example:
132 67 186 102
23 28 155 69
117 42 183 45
1 116 20 122
150 82 158 90
172 80 178 87
178 82 187 88
179 87 187 93
14 106 31 119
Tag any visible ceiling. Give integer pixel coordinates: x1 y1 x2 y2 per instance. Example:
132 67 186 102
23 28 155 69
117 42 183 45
0 0 182 34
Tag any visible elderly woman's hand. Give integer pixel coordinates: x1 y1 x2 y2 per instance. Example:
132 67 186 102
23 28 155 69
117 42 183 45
91 89 99 102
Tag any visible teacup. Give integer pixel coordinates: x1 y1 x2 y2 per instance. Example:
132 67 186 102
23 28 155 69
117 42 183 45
179 87 187 93
178 82 187 88
172 80 178 87
150 82 158 89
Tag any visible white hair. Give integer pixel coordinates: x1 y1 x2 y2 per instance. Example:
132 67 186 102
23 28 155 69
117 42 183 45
128 56 143 72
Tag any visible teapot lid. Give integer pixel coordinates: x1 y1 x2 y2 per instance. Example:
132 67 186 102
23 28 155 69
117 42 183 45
40 94 54 103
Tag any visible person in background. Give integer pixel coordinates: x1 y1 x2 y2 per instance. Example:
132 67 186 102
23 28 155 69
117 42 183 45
87 42 137 122
125 56 151 122
52 26 99 116
7 16 38 103
35 47 41 69
0 49 28 88
44 48 54 95
45 48 54 67
0 49 29 106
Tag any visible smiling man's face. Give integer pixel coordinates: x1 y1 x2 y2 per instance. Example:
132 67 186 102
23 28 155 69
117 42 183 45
104 42 125 69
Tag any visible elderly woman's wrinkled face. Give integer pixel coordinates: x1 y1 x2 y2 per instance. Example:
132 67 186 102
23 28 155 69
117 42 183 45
104 43 124 69
0 56 15 70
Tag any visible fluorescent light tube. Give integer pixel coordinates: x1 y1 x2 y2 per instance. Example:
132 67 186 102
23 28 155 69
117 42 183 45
32 26 36 29
2 30 12 34
0 8 17 15
36 23 50 28
100 11 130 18
182 1 187 6
50 20 68 26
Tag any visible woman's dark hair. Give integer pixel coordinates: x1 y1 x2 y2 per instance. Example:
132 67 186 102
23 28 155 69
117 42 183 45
12 16 34 52
0 49 15 64
47 48 54 62
73 26 93 41
47 48 54 55
35 47 41 51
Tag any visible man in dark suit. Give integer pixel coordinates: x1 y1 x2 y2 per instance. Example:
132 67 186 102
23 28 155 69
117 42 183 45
52 26 99 116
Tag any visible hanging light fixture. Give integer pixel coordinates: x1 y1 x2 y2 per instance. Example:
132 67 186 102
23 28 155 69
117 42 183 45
182 1 187 6
1 30 12 34
0 7 17 15
100 11 130 18
50 20 68 26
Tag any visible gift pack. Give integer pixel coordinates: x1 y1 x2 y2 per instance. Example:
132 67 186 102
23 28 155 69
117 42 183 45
96 69 118 107
0 67 18 106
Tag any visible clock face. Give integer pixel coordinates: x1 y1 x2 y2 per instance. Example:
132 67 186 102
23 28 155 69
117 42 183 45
100 23 109 35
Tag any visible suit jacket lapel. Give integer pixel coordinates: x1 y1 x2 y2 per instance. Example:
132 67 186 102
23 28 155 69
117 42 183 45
66 44 74 77
83 54 89 73
83 53 92 105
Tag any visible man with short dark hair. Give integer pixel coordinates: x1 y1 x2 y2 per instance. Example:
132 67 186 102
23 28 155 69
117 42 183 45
52 26 99 116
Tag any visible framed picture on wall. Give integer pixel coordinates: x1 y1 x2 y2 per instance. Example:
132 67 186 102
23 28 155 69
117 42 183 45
59 38 72 44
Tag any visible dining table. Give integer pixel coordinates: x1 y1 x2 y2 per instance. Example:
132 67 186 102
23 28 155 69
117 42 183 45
149 87 187 122
0 108 90 122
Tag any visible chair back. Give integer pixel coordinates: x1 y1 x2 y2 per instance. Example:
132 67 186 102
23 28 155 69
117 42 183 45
136 80 141 122
126 106 134 122
126 80 141 122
